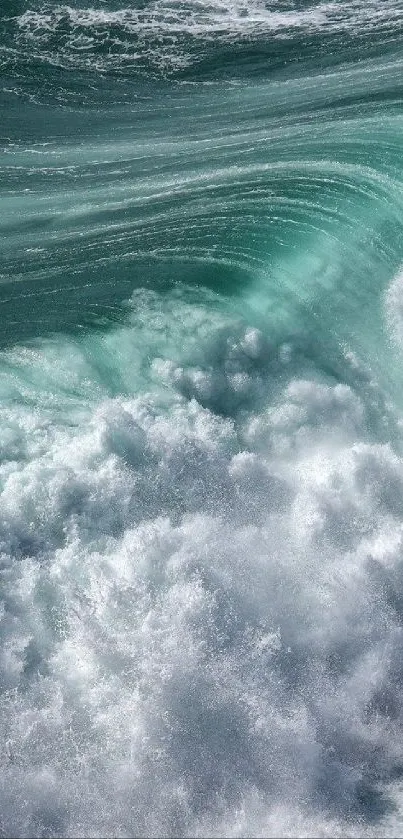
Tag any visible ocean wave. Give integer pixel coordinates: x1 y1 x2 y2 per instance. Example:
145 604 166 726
3 0 403 834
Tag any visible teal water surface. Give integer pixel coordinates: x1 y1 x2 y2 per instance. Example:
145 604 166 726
2 2 403 836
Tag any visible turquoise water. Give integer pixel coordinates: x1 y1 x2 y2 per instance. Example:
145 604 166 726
2 2 403 836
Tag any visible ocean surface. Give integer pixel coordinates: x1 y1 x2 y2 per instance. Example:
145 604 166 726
2 1 403 836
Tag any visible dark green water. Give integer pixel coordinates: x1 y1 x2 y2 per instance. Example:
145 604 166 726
2 2 403 836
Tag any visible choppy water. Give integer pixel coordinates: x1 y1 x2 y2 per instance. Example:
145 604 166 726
2 1 403 836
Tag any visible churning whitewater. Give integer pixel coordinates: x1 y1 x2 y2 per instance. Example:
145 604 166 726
2 0 403 836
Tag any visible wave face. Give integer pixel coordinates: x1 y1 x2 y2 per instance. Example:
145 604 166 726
2 1 403 836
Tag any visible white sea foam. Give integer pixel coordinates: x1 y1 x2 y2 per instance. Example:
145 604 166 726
11 0 403 73
385 268 403 349
1 287 403 836
15 0 402 41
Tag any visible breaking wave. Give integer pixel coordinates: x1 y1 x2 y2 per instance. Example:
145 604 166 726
2 0 403 836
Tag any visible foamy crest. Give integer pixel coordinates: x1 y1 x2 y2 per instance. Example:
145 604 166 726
1 288 403 836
